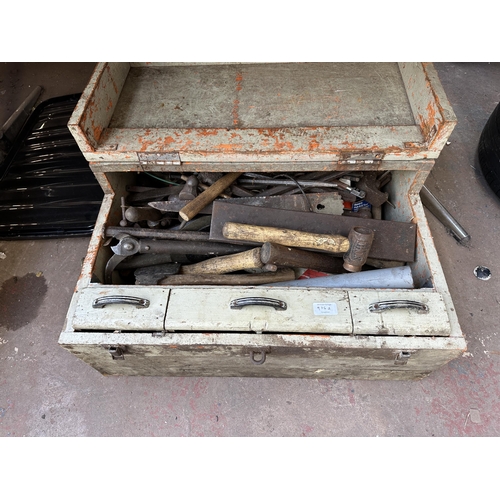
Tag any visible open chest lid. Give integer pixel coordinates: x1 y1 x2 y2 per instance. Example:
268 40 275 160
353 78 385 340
68 62 456 165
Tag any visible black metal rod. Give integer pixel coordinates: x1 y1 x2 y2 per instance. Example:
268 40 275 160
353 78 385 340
106 226 210 241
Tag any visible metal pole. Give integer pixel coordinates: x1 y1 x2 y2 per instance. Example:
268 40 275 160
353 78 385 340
420 185 470 244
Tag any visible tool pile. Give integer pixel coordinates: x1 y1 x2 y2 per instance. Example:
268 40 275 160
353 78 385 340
103 170 417 287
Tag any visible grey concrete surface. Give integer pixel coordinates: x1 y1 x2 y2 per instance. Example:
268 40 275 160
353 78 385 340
1 62 499 437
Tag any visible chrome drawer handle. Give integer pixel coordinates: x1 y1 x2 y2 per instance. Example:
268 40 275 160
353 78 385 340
230 297 287 311
369 300 429 314
92 295 150 309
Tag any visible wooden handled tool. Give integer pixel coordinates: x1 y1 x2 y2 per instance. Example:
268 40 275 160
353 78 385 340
222 222 350 254
158 268 295 286
260 242 345 274
180 247 263 275
179 172 242 221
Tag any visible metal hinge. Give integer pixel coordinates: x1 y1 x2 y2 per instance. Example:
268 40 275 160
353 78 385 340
339 152 384 165
138 152 181 166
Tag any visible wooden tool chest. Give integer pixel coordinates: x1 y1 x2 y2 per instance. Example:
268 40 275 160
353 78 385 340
59 62 467 379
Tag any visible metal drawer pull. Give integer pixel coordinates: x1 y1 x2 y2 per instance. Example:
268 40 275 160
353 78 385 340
369 300 429 314
230 297 287 311
92 295 150 309
250 350 267 365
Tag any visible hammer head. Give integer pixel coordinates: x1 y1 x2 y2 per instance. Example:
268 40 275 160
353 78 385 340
356 172 390 208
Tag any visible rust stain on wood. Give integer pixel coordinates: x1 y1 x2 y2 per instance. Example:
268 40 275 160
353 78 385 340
196 129 218 137
92 122 103 143
308 137 320 150
215 143 244 151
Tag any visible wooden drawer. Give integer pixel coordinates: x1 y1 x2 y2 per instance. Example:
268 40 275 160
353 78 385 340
349 290 451 336
58 62 466 379
72 286 169 331
165 288 352 334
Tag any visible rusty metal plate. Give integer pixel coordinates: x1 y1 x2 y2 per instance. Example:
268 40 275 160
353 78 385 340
150 192 343 215
209 202 416 262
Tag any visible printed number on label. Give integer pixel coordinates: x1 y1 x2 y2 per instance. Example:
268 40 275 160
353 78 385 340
313 303 338 316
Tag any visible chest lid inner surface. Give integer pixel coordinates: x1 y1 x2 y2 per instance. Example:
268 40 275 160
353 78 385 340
69 62 456 163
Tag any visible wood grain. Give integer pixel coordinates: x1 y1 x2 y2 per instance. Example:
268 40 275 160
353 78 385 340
158 268 295 285
180 247 263 274
179 172 242 221
223 222 350 254
260 242 345 273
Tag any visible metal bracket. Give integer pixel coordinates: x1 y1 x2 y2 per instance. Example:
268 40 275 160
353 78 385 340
394 351 412 365
108 346 125 360
138 152 181 166
246 348 271 365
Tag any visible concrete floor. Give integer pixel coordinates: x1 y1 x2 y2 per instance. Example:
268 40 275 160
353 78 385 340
1 62 499 437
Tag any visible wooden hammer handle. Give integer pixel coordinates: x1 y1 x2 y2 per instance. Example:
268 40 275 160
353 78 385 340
180 247 263 275
260 242 345 274
222 222 350 254
158 268 295 285
179 172 242 221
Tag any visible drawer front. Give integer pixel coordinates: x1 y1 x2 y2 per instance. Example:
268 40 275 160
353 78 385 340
349 290 451 336
164 287 352 334
72 286 170 331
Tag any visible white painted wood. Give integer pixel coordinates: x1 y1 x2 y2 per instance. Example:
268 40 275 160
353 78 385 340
68 62 130 152
165 287 352 334
72 286 170 331
398 62 457 151
349 290 451 336
68 62 456 163
58 62 466 378
59 168 467 377
58 331 466 379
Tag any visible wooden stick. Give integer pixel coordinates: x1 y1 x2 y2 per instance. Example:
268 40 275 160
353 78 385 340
158 268 295 286
222 222 350 254
180 247 263 275
260 242 345 274
179 172 242 221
